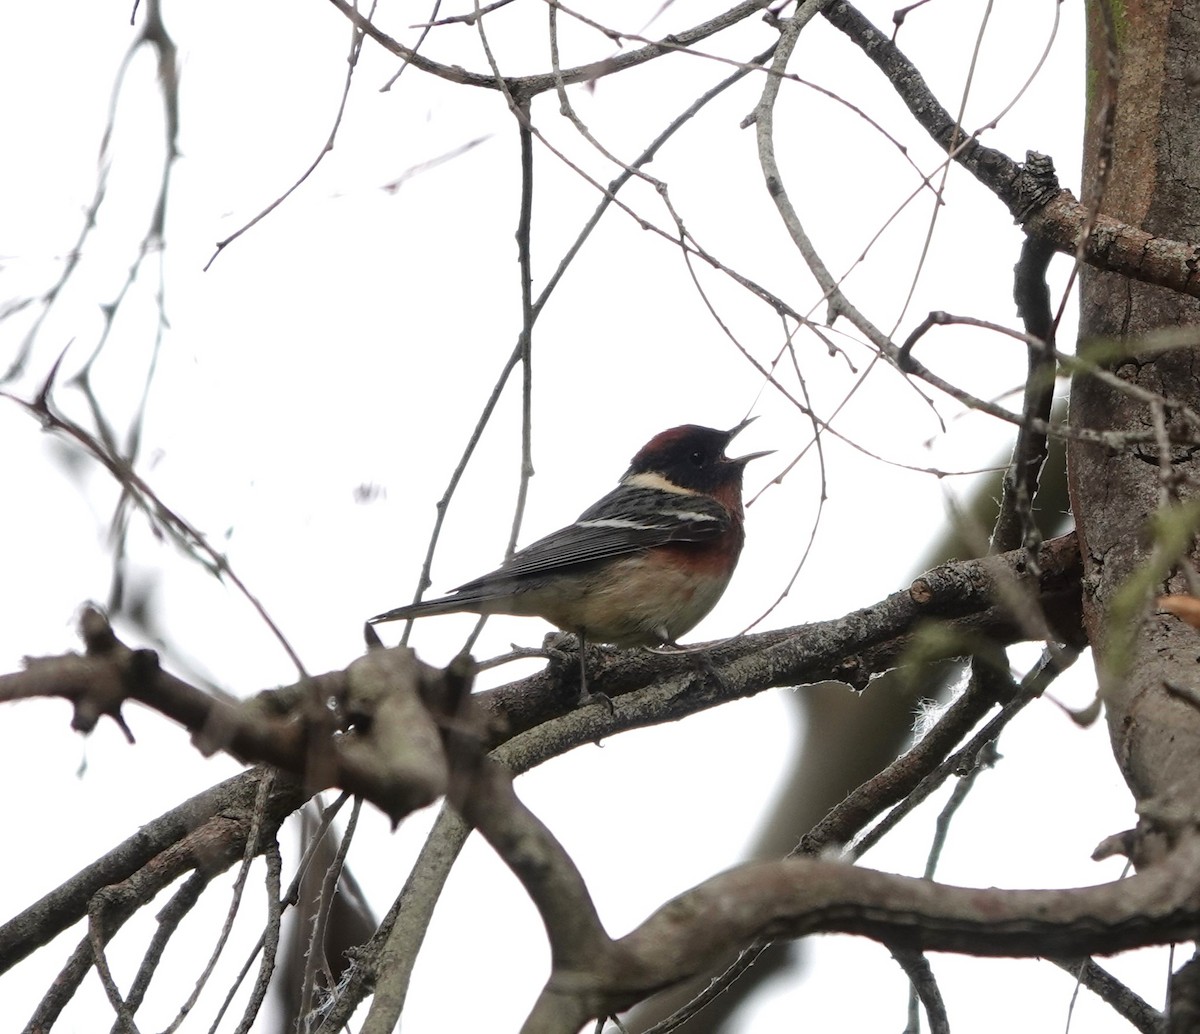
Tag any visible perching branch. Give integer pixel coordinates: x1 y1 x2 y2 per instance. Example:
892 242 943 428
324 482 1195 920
1 536 1084 809
2 534 1084 1024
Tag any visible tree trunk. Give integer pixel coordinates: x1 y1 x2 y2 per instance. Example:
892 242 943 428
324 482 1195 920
1071 0 1200 863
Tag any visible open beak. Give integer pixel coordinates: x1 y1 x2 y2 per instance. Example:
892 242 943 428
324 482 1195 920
725 416 774 465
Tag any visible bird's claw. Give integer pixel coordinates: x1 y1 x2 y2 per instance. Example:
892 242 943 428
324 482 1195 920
579 689 614 715
541 630 581 664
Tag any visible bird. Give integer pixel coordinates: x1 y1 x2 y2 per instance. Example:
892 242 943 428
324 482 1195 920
369 419 771 706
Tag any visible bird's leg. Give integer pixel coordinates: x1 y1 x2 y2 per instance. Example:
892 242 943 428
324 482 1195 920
578 629 588 697
576 629 613 713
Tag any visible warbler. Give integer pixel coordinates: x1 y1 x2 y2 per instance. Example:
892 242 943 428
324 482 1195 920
369 419 770 704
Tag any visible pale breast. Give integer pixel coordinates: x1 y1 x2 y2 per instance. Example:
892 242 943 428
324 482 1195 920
528 547 736 646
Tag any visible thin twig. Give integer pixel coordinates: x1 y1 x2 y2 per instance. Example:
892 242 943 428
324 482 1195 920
992 235 1058 560
887 0 994 339
3 382 307 675
299 796 364 1027
894 948 951 1034
382 0 445 90
228 842 284 1034
206 795 351 1034
849 647 1077 861
205 0 378 270
1050 957 1164 1034
106 872 209 1033
159 770 278 1034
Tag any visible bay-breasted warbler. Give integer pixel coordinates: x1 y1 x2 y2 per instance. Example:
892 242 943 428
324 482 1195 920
369 419 770 704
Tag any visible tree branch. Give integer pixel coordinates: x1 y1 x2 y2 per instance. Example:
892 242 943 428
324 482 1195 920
523 833 1200 1030
0 769 304 972
0 537 1083 832
323 0 772 99
822 1 1200 299
2 537 1084 1023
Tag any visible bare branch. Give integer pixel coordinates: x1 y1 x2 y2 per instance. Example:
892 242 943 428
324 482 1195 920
822 1 1200 299
893 948 950 1034
204 0 378 269
323 0 773 98
18 770 306 1028
1050 957 1165 1034
523 833 1200 1029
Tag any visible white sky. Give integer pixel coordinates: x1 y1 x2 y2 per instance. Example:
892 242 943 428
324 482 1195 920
0 0 1174 1030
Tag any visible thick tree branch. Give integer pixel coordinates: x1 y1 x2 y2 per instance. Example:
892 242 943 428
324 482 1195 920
10 769 306 1029
0 769 304 972
0 537 1083 829
344 687 1185 1034
454 760 608 971
484 531 1083 737
2 610 476 825
522 832 1200 1031
2 537 1083 1022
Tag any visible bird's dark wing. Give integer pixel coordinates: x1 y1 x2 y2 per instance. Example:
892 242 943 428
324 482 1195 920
451 485 730 590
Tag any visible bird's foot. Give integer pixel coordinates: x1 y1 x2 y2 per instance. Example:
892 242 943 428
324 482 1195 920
537 632 609 712
579 688 615 715
504 632 602 670
541 630 580 666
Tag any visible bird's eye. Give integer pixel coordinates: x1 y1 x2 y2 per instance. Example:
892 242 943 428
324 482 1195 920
689 449 706 467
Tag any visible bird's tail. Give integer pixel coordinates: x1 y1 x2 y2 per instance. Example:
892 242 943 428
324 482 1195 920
367 595 469 625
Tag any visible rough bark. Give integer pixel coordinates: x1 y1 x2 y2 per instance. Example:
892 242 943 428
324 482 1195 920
1071 0 1200 862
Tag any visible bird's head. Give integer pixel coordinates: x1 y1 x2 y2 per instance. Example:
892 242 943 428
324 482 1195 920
623 418 773 499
